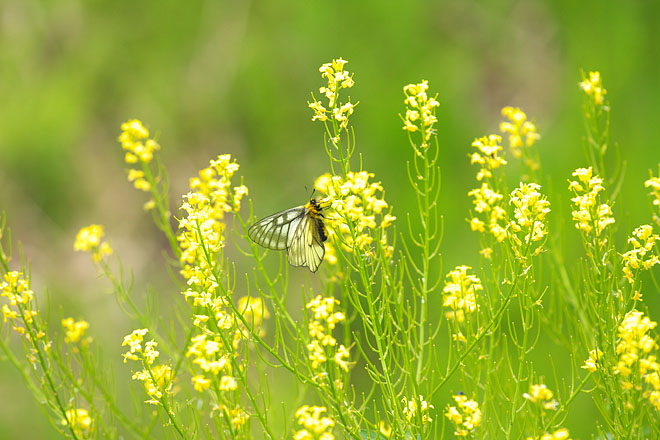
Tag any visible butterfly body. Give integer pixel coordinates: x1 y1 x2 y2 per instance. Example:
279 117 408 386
248 198 327 272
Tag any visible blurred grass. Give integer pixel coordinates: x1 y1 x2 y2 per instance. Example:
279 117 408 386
1 0 660 438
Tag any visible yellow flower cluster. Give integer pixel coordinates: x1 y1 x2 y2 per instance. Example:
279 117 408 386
121 328 151 362
621 225 659 284
221 407 249 429
74 224 112 263
308 58 356 131
186 333 235 387
402 80 440 148
305 295 350 373
118 119 159 192
402 394 434 425
500 106 540 160
613 310 660 409
294 405 335 440
568 167 615 240
523 383 558 411
178 154 246 280
1 271 33 309
581 348 604 373
468 135 508 244
579 71 607 105
176 155 251 423
121 329 170 404
119 119 160 164
61 317 90 344
189 154 248 214
132 364 173 404
470 135 508 181
508 183 551 256
468 184 506 242
315 171 395 264
645 171 660 216
442 265 482 323
445 393 482 437
526 429 571 440
61 408 93 438
1 271 39 336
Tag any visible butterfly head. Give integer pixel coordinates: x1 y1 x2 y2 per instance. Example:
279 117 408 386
307 198 324 214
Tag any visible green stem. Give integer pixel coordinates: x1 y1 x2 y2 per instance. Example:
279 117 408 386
430 272 521 399
16 303 81 440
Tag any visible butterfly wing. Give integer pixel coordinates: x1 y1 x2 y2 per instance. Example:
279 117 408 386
248 206 306 250
287 213 326 273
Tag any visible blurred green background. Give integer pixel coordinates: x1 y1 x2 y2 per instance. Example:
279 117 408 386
1 0 660 438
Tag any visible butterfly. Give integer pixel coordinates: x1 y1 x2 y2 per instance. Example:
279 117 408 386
248 197 329 272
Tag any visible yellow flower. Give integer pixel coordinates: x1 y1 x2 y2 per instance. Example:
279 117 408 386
127 168 151 192
568 167 614 240
315 171 395 263
143 340 160 365
118 119 159 164
500 106 540 158
479 247 493 259
468 183 506 242
306 340 327 370
191 375 211 392
186 333 233 377
233 185 248 212
229 407 249 428
121 328 149 363
332 103 356 130
471 135 507 176
508 183 551 256
523 384 558 411
62 318 90 344
645 171 660 211
402 80 440 148
118 119 161 197
2 304 18 322
294 405 335 439
305 295 349 372
61 408 92 437
1 272 37 334
526 428 572 440
309 100 328 122
443 266 481 316
1 271 32 306
178 154 246 285
334 345 351 372
219 375 238 391
135 364 173 399
309 58 356 131
445 393 481 436
579 71 607 105
74 225 113 263
614 310 658 377
609 310 660 409
402 395 434 425
378 420 392 438
621 224 660 284
581 349 603 373
175 154 248 400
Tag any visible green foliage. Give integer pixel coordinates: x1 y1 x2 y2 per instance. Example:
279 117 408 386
2 59 660 439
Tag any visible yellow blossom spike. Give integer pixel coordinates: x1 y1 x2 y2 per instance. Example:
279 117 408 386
446 393 481 436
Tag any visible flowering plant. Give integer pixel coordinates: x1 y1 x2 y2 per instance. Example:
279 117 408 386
1 62 659 440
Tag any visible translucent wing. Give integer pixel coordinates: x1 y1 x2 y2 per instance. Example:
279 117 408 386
287 214 326 273
248 206 306 250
